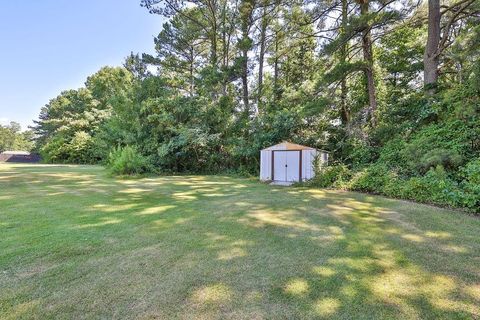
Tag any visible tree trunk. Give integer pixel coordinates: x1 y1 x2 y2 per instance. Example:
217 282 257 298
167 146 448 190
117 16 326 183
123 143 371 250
257 5 268 112
273 32 280 104
239 0 253 116
211 25 218 67
360 0 377 126
241 53 249 114
221 2 228 95
424 0 440 95
340 78 349 124
339 0 350 124
189 48 194 97
209 0 218 68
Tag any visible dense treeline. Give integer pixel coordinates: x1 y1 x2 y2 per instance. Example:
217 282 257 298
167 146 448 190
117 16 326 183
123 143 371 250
33 0 479 211
0 122 34 153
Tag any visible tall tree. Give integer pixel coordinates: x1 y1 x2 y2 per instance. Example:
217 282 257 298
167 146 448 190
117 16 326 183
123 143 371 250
424 0 479 94
358 0 377 125
124 52 150 80
33 67 134 163
424 0 441 94
142 0 226 68
237 0 255 115
316 0 413 126
256 2 269 110
151 10 207 96
339 0 350 124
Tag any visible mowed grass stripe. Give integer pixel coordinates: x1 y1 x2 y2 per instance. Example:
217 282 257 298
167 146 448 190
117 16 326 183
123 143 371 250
0 163 479 319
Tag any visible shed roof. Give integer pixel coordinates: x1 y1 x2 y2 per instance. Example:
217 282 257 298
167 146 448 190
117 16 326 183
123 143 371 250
262 141 316 151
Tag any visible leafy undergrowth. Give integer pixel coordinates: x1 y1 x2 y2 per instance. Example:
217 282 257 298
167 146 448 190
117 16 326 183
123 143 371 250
309 161 480 214
1 164 479 319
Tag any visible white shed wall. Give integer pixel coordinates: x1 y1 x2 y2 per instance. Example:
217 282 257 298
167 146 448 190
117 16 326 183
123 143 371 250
260 144 329 182
260 150 272 181
301 150 329 181
301 150 316 181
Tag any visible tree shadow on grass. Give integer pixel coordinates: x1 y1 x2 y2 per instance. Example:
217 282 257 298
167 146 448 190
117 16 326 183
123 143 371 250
1 166 479 319
258 201 479 319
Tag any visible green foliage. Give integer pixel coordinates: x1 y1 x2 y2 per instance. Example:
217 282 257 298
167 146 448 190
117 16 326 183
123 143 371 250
459 159 480 210
31 0 480 214
312 163 479 213
348 164 394 193
308 164 352 188
40 131 96 164
107 146 152 175
389 167 462 207
373 118 478 175
33 67 134 164
418 149 462 173
0 122 34 152
377 24 424 91
461 159 480 185
69 131 95 163
348 141 377 169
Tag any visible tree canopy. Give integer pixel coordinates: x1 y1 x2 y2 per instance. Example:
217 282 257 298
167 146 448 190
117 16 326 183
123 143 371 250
32 0 480 211
0 122 34 153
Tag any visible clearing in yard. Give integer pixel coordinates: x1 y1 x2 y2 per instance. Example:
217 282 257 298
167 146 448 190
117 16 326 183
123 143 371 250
0 163 479 319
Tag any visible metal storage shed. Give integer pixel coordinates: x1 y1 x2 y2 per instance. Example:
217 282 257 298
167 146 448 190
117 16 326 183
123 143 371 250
259 142 328 183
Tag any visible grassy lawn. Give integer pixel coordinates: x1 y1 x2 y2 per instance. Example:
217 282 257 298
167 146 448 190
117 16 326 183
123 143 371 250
0 163 479 319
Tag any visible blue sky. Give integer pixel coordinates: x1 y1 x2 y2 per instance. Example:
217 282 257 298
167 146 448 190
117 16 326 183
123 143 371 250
0 1 164 130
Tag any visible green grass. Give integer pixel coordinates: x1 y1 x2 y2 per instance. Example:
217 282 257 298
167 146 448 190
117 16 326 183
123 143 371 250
0 163 479 319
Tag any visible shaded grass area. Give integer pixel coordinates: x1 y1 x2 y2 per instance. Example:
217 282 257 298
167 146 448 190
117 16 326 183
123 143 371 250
0 163 479 319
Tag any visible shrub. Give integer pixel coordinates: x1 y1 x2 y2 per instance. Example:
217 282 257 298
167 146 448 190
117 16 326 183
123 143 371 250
404 167 460 205
382 166 465 209
459 159 480 211
461 159 480 185
40 135 70 163
418 148 463 173
376 138 410 173
348 164 393 193
375 120 477 176
382 175 403 198
68 131 96 164
349 142 377 168
107 146 152 175
309 164 352 188
309 161 480 213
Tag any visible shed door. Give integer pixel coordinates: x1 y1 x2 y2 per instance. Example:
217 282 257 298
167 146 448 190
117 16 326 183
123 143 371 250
273 151 287 181
273 151 301 182
286 151 300 182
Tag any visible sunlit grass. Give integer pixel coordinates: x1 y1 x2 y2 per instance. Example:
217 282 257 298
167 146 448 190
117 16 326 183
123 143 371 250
0 163 479 319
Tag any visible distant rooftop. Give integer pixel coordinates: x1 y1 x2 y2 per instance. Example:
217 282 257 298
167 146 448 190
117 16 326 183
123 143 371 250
1 151 31 155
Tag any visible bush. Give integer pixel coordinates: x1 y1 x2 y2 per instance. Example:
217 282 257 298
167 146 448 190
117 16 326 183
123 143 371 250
348 164 393 193
461 159 480 185
401 167 461 206
349 142 377 168
418 148 463 173
459 159 480 211
308 164 352 188
107 146 152 175
374 120 476 176
309 161 479 213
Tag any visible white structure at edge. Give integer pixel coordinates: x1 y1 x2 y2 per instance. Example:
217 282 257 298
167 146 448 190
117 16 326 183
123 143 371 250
260 142 328 182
